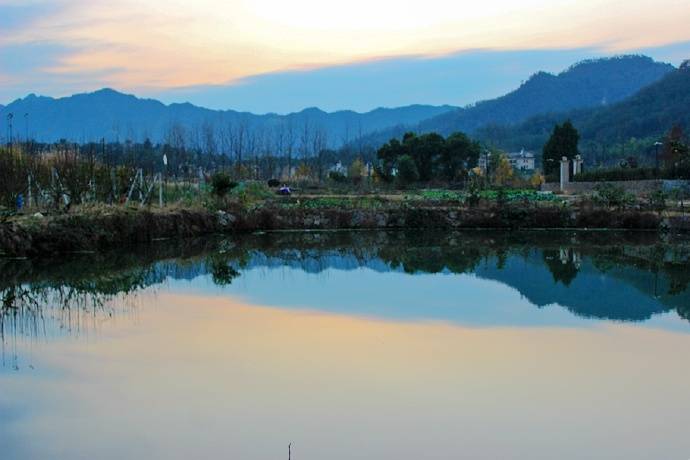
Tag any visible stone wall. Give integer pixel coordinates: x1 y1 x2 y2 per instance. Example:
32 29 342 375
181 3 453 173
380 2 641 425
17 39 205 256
542 179 690 194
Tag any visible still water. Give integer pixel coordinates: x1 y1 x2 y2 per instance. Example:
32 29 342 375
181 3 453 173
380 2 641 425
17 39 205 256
1 231 690 459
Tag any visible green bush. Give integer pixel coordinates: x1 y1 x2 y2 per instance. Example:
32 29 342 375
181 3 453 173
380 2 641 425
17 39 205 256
593 183 635 209
210 172 237 197
328 171 347 183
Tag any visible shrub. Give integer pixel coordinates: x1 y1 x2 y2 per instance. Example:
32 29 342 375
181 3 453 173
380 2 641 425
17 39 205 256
328 171 347 183
210 172 237 197
267 178 280 187
593 183 635 209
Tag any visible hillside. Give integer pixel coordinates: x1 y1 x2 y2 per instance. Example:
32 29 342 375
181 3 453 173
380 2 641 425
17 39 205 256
476 62 690 153
0 89 456 146
357 55 674 148
421 55 673 134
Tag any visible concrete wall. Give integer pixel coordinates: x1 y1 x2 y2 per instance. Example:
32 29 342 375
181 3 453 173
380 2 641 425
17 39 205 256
542 179 690 194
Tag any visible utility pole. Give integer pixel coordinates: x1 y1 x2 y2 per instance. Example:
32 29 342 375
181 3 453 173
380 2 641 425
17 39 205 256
288 443 292 460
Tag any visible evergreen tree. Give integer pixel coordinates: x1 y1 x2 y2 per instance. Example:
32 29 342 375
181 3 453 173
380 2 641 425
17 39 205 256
542 120 580 175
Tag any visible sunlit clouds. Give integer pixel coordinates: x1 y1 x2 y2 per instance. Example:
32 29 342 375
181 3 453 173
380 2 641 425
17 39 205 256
0 0 689 105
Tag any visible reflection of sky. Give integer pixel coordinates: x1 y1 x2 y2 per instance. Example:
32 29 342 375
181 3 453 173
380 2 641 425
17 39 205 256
168 264 690 333
2 295 690 460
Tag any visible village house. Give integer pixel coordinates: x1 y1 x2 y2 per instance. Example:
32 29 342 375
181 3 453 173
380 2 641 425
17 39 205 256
479 149 536 173
507 149 536 171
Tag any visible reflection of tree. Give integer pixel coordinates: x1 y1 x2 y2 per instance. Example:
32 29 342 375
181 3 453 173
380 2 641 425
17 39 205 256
542 249 580 286
210 258 241 286
678 304 690 321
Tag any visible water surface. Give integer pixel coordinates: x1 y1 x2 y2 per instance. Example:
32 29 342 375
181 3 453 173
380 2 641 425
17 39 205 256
2 231 690 459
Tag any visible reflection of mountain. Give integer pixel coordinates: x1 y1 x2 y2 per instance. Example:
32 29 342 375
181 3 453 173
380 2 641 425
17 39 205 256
2 231 690 342
144 239 690 325
474 253 677 321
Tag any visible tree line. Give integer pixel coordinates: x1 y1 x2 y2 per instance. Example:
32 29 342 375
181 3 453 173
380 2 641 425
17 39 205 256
376 132 481 184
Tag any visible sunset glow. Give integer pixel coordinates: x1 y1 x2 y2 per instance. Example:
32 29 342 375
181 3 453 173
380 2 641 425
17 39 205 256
1 0 689 100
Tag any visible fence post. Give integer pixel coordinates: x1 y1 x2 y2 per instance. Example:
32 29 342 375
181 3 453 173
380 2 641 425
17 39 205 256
159 173 163 207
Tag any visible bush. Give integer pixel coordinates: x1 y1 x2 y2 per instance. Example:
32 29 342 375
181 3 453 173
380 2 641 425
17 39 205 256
466 182 481 207
328 171 347 183
210 172 237 197
593 183 635 209
267 179 280 187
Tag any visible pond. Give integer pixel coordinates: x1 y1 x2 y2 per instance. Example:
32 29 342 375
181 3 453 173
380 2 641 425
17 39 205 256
1 230 690 459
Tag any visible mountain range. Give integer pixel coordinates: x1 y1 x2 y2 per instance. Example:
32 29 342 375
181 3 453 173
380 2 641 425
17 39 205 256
0 90 455 145
0 55 682 156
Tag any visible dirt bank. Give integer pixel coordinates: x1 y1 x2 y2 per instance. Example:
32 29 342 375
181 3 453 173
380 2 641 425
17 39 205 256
0 203 683 257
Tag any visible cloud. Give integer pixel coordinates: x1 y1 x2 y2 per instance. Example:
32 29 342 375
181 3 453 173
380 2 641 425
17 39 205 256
0 0 689 109
147 47 606 113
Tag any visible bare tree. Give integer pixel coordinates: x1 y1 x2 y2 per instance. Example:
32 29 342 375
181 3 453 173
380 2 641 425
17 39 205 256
285 120 295 180
312 126 328 182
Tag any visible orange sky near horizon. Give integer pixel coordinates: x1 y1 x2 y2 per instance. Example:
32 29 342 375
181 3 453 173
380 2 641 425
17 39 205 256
1 0 689 92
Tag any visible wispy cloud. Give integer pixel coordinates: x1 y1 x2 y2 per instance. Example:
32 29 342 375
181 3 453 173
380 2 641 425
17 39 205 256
0 0 689 107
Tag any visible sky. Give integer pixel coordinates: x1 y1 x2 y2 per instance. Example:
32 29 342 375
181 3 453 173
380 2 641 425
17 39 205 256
1 0 690 112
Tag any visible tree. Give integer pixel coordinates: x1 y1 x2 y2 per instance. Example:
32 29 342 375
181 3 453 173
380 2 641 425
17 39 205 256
529 170 544 188
376 131 481 183
493 154 514 186
662 125 689 169
396 155 419 185
348 158 365 181
542 120 580 175
441 132 481 181
295 163 311 180
407 132 444 181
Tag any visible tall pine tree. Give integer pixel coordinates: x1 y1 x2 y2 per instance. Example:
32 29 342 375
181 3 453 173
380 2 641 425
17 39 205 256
542 120 580 175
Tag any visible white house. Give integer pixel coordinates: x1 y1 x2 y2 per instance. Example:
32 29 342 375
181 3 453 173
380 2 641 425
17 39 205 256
328 161 346 175
478 149 535 173
507 149 535 171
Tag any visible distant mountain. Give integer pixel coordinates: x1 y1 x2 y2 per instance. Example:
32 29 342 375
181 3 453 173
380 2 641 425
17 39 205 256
0 89 456 146
1 55 676 153
476 62 690 153
357 55 674 148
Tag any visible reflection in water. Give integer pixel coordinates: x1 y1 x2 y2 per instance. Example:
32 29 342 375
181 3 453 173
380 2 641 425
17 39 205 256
2 231 690 347
2 231 690 460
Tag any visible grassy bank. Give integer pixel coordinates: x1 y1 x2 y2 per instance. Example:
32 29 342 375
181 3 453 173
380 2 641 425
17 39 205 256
2 191 686 257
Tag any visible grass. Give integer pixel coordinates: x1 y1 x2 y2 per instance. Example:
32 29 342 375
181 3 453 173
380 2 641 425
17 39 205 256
275 196 389 210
